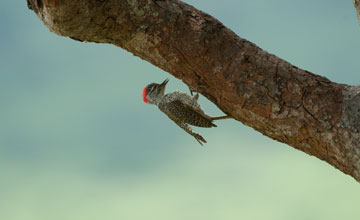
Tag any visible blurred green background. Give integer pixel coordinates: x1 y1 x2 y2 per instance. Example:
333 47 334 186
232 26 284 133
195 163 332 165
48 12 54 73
1 0 360 219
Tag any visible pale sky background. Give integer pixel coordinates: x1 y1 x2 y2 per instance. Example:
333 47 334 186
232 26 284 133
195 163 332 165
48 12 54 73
1 0 360 220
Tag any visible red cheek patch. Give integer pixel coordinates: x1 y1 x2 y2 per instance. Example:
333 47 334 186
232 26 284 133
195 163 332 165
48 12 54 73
142 87 149 103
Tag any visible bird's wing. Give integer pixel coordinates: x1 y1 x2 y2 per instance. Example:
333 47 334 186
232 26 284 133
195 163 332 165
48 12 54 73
158 102 207 146
159 100 216 128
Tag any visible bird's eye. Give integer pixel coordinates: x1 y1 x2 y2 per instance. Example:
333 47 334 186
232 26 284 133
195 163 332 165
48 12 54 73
147 84 157 93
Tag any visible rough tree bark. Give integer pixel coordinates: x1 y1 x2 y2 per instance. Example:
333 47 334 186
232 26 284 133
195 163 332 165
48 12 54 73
354 0 360 24
27 0 360 182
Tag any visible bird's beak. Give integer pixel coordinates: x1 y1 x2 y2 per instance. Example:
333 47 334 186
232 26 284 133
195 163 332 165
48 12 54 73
158 78 169 94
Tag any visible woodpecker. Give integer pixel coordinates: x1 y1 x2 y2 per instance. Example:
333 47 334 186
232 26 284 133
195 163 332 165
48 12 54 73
142 79 230 146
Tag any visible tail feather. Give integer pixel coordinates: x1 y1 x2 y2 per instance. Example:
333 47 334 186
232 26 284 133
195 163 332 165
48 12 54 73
211 115 232 121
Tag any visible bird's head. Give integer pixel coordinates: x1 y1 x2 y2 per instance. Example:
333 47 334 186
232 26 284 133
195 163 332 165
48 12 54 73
142 79 169 105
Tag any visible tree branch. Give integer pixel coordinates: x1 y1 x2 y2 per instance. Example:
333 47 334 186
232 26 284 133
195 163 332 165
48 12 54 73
354 0 360 24
28 0 360 182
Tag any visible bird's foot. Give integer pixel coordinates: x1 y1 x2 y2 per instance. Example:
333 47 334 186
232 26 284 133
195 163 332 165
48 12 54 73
188 78 207 100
